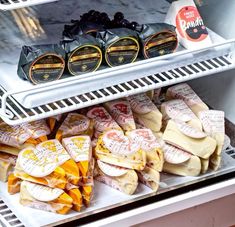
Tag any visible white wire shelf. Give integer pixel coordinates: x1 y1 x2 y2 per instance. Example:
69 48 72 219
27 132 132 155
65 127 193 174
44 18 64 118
0 0 57 10
0 38 235 125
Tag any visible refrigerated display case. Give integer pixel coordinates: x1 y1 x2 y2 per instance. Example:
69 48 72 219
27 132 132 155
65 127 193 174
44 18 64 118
0 0 235 226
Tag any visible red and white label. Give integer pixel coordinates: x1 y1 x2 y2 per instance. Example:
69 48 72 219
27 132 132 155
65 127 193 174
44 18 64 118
87 107 120 132
127 129 161 151
127 93 157 114
103 130 140 155
163 99 197 122
59 113 90 136
199 110 225 135
174 119 207 138
163 143 191 164
97 160 128 177
167 83 204 107
107 101 136 130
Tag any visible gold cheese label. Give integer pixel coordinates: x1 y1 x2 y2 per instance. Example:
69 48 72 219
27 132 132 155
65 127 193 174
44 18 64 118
29 53 65 84
68 45 102 76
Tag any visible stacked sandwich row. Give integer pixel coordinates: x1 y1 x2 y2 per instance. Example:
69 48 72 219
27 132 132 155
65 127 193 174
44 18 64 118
0 83 226 214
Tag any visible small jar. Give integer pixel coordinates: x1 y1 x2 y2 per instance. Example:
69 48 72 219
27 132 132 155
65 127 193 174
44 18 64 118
17 44 65 84
138 23 178 59
97 28 139 67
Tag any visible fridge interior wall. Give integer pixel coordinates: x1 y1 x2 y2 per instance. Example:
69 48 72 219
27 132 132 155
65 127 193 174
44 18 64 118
0 0 235 226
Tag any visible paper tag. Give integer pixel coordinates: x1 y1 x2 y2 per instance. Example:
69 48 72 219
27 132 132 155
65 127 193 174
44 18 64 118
127 129 161 151
25 181 63 202
97 160 128 177
18 148 58 177
59 113 90 136
163 99 197 122
36 139 70 165
167 83 204 107
0 123 31 147
87 107 120 132
199 110 225 135
163 143 191 164
107 101 135 130
22 120 51 139
62 136 91 162
103 130 139 155
174 120 206 138
127 93 157 114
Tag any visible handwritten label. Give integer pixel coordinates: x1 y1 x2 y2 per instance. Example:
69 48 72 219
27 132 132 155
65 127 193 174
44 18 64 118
103 130 140 155
199 110 225 135
167 83 204 107
18 148 58 177
59 113 90 136
174 120 206 138
62 136 91 162
127 93 157 114
163 143 191 164
97 160 128 177
25 181 63 202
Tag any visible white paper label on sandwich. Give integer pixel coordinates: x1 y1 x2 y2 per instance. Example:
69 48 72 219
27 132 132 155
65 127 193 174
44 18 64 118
25 181 63 202
163 99 197 122
163 143 191 164
199 110 225 135
167 83 204 107
62 136 91 162
174 120 207 138
127 129 161 151
19 148 58 177
36 139 70 165
103 130 140 155
87 107 120 132
97 160 128 177
59 113 90 135
127 93 157 114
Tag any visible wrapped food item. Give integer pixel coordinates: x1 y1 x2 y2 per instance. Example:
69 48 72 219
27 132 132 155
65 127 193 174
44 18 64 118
95 129 146 170
47 114 63 132
161 142 201 176
86 106 121 138
199 110 225 171
0 152 17 182
137 166 160 191
162 120 216 159
20 181 73 214
17 44 65 84
166 83 209 116
138 23 177 59
126 129 164 172
163 155 201 176
104 100 136 131
62 136 93 184
0 143 34 156
94 160 138 195
127 93 162 132
36 140 80 185
56 113 94 141
165 0 212 50
8 174 22 194
0 122 31 148
66 184 83 212
22 119 51 143
161 99 202 130
14 147 67 189
62 35 102 76
97 28 139 67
